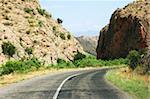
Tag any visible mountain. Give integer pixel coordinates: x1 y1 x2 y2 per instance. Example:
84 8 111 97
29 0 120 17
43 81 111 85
0 0 83 65
96 0 150 60
76 36 98 56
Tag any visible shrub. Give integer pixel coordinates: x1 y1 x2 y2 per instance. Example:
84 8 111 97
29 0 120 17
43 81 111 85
67 34 71 40
53 58 75 69
73 55 127 68
37 8 45 15
57 18 63 24
57 58 66 64
53 26 56 31
139 52 150 74
24 8 33 14
37 8 51 18
0 58 41 75
37 8 46 16
38 21 43 27
127 50 141 70
2 42 16 57
25 47 33 55
60 33 66 40
73 51 86 61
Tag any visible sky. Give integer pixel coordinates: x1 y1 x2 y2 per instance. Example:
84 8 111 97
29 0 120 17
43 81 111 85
39 0 134 36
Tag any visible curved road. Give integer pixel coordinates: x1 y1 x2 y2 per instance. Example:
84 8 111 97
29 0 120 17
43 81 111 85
0 68 132 99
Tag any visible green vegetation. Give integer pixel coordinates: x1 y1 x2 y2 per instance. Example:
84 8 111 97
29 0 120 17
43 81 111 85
25 47 33 55
38 21 43 27
74 51 86 61
126 50 149 74
37 8 46 16
48 52 128 69
127 50 141 70
0 58 41 75
2 42 16 57
60 33 66 40
53 26 56 31
73 56 127 68
24 8 33 14
37 8 51 18
49 58 75 69
106 70 149 99
67 34 71 40
57 18 63 24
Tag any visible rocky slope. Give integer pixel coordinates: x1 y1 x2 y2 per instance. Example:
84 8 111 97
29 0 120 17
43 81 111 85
96 0 150 59
76 36 98 56
0 0 83 65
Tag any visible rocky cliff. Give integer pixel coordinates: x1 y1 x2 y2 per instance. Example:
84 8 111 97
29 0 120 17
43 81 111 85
96 0 150 59
0 0 83 65
76 36 98 56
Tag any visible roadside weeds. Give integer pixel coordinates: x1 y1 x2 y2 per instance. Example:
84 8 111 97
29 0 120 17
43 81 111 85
105 68 150 99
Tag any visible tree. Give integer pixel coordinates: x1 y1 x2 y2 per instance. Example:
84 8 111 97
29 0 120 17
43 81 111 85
2 42 16 57
127 50 141 70
57 18 63 24
74 51 86 61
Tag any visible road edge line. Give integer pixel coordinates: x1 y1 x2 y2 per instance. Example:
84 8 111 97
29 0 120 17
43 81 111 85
52 73 82 99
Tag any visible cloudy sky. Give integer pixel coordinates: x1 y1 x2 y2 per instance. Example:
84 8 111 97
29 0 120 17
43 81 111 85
39 0 134 36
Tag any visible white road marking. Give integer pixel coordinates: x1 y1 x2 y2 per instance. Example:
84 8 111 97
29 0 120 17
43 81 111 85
52 73 82 99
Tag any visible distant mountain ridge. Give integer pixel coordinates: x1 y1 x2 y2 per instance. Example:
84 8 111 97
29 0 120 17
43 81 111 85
76 36 98 56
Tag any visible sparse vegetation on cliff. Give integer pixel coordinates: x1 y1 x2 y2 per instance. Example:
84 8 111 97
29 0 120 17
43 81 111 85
2 42 16 57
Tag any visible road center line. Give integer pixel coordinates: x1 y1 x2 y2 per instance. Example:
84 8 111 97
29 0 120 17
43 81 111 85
52 73 82 99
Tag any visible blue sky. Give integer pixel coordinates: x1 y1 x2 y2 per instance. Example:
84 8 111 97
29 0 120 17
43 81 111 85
39 0 134 36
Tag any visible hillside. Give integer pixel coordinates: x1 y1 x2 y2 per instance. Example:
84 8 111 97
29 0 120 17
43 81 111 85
76 36 98 56
0 0 83 65
97 0 150 59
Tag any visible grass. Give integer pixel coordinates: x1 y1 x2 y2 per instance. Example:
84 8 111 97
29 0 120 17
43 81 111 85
105 68 150 99
0 67 99 87
0 54 128 87
45 55 128 69
0 58 41 75
73 55 128 68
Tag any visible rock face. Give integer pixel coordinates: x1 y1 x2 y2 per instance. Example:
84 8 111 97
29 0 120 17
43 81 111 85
76 36 98 56
0 0 83 65
96 0 150 59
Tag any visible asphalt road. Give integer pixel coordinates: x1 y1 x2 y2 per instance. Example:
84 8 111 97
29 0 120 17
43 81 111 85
0 68 132 99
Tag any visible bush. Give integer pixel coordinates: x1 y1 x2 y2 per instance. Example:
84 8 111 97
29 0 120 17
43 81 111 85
67 34 71 40
25 47 33 55
24 8 33 14
57 58 66 64
127 50 141 70
73 55 128 68
50 58 75 69
73 51 86 61
37 8 52 17
2 42 16 57
53 26 56 31
57 18 63 24
0 58 41 75
38 21 43 27
60 33 66 40
37 8 46 15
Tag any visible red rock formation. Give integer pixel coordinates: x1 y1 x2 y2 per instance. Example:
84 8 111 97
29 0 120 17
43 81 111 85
96 0 150 59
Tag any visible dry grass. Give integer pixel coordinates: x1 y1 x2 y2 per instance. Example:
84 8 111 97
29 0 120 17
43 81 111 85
119 67 150 86
106 67 150 99
0 67 98 87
